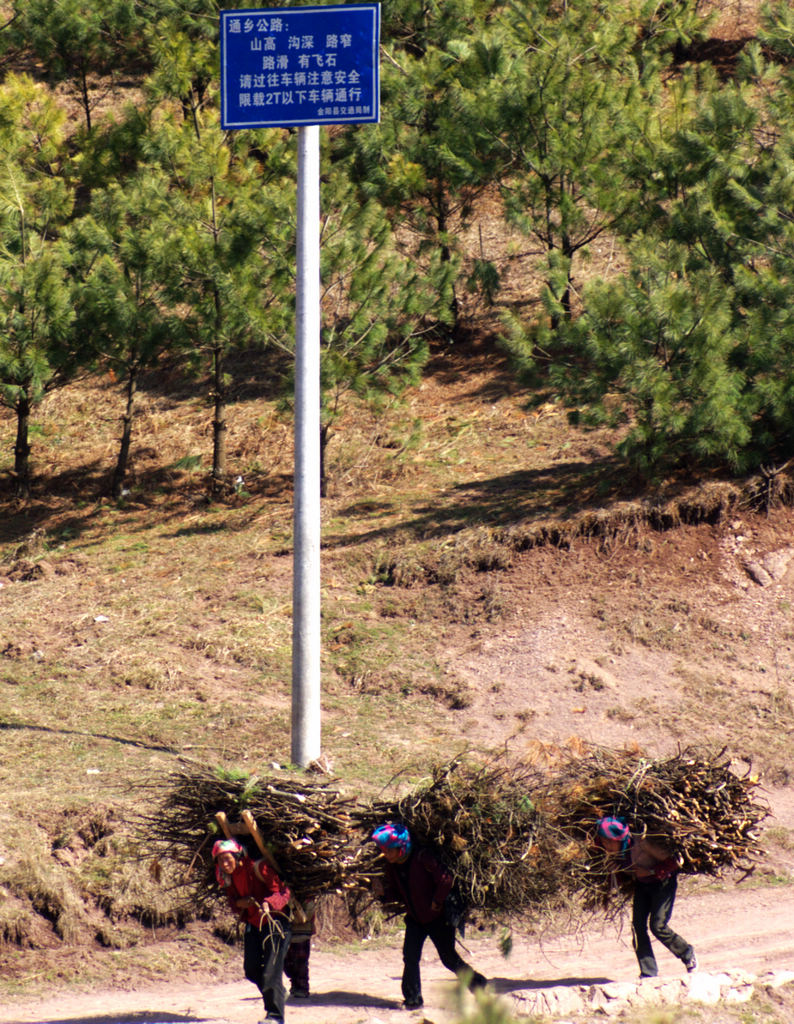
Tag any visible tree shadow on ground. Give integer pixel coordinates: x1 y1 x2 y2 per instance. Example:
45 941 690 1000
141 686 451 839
423 329 520 399
323 456 640 551
0 464 295 547
0 720 178 755
132 348 292 406
0 446 741 554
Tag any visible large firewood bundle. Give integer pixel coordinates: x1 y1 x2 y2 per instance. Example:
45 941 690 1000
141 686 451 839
140 746 769 926
345 755 570 927
140 760 359 911
533 745 770 912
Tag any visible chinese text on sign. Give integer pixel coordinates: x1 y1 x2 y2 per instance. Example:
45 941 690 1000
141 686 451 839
220 4 380 129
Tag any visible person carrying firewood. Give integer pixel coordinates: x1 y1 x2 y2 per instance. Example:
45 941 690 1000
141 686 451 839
213 837 293 1023
284 898 315 998
594 816 698 979
371 822 487 1011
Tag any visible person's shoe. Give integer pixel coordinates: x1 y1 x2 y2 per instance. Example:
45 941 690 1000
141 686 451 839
404 997 424 1010
685 952 698 973
290 987 310 998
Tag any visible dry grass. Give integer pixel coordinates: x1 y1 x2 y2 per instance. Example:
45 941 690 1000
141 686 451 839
1 0 793 993
1 333 793 992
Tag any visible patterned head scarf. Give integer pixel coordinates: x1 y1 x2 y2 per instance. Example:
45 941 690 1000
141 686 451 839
372 823 412 857
212 837 244 859
212 837 243 885
596 816 630 850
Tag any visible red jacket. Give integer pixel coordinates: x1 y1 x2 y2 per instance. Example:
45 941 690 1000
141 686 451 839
384 847 453 925
220 855 291 928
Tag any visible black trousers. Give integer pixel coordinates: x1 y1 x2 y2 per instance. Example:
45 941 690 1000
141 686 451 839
632 875 693 977
243 918 292 1021
401 915 483 1004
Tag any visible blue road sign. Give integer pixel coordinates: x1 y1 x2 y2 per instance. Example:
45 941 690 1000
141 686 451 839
220 4 380 130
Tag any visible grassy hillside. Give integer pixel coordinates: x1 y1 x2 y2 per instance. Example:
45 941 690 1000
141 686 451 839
1 0 794 1000
1 331 794 997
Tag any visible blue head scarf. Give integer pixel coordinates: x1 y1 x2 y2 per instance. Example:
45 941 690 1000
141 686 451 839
372 822 412 857
596 816 631 852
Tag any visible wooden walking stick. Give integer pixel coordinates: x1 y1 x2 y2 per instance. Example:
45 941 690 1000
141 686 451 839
215 810 234 840
240 810 280 871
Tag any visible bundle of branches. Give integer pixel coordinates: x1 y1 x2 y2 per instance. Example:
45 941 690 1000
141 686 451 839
139 760 359 911
533 745 770 913
345 755 569 928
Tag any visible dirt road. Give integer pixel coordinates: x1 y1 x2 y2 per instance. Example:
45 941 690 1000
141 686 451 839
3 880 793 1024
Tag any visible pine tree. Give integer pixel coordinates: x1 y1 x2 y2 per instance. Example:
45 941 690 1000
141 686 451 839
549 241 750 479
142 0 219 126
334 0 501 332
0 75 76 498
68 164 182 498
532 40 794 479
144 109 295 491
3 0 142 133
494 0 681 329
315 173 456 495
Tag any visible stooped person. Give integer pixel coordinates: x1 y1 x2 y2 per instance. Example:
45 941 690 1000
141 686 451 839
213 837 293 1023
371 822 487 1011
594 816 698 979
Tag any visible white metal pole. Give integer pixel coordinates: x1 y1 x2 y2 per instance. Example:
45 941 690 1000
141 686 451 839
291 124 322 768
